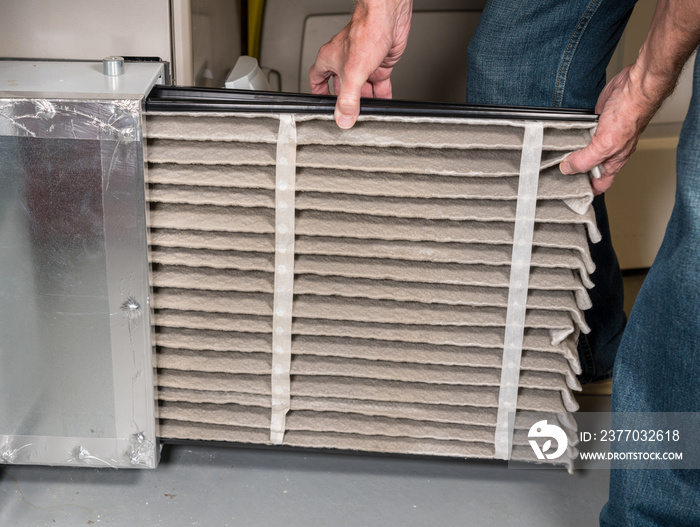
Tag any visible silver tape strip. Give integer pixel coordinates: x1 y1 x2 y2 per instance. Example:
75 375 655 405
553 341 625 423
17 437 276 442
270 114 296 444
494 122 544 460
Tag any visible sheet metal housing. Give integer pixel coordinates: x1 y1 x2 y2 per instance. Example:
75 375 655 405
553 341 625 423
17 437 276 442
0 60 162 468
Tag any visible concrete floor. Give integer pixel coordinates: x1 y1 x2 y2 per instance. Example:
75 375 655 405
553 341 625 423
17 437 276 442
0 399 610 527
0 273 645 527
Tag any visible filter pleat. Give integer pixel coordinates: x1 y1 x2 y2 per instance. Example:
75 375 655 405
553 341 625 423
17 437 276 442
145 111 597 465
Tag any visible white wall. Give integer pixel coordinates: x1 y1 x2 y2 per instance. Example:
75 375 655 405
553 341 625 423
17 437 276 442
0 0 172 65
0 0 242 87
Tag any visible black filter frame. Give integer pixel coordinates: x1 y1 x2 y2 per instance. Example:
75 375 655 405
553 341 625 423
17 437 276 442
146 86 598 122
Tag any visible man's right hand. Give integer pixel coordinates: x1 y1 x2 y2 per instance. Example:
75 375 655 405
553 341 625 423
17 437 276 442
309 0 413 129
561 0 700 194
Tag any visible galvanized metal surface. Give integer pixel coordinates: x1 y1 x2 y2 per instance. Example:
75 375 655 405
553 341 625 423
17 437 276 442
0 61 161 469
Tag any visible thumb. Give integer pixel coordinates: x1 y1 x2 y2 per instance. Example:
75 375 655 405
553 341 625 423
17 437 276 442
335 70 367 129
560 143 604 175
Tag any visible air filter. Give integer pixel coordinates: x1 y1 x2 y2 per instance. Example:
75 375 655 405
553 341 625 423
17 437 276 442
144 87 598 467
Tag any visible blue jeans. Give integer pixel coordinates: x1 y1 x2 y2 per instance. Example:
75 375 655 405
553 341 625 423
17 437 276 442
468 1 700 524
599 51 700 527
466 0 633 383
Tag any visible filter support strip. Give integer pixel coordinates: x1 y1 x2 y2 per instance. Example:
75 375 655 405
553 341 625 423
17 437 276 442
270 114 297 444
494 121 544 459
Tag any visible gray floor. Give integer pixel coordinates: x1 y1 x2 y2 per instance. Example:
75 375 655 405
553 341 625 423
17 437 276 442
1 404 609 527
1 271 647 527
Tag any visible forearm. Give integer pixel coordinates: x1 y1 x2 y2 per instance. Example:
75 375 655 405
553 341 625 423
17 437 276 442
561 0 700 191
343 0 413 76
627 0 700 115
352 0 413 35
353 0 413 19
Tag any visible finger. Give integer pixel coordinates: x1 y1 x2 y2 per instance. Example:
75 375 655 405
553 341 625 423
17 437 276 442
309 48 335 95
597 154 632 190
372 77 393 100
590 173 616 196
600 156 629 180
309 63 333 95
310 76 332 95
334 69 369 129
559 142 606 175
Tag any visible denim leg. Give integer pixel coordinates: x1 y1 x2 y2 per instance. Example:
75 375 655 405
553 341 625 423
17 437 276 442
466 0 636 382
466 0 637 109
599 52 700 527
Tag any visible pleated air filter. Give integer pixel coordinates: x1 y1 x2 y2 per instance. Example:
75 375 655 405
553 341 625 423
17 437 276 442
144 87 598 468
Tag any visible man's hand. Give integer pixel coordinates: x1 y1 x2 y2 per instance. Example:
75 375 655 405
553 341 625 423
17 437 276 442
560 0 700 195
309 0 413 129
560 66 661 195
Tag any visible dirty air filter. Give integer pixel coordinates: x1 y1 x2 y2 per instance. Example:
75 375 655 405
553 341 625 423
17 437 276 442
144 87 598 468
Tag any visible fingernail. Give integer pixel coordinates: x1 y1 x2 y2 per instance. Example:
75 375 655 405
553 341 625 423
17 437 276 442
336 113 354 129
559 161 572 174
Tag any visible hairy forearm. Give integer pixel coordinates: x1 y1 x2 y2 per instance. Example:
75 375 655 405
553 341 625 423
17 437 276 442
349 0 413 62
629 0 700 110
353 0 413 20
561 0 700 190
